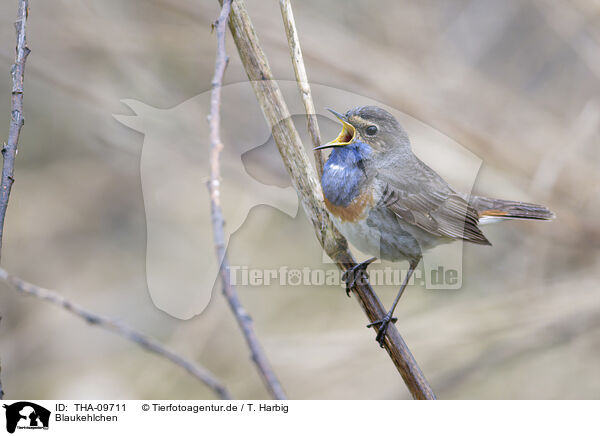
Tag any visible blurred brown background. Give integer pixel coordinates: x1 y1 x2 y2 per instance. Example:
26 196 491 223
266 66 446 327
0 0 599 399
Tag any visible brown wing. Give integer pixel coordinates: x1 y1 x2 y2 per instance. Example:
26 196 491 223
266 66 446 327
376 160 491 245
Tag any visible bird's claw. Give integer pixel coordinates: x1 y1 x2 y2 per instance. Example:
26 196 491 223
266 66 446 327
342 258 376 297
342 268 369 297
366 314 398 347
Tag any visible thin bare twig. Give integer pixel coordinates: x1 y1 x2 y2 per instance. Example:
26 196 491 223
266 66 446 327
0 0 30 262
0 316 4 399
207 0 287 400
224 0 435 399
279 0 324 178
0 0 31 401
0 268 232 399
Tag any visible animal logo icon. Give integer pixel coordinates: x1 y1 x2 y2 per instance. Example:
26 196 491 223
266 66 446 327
3 402 50 433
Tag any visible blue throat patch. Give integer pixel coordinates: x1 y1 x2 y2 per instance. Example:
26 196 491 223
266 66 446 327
321 142 371 207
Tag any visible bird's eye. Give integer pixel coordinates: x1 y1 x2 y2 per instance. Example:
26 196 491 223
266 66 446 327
365 125 378 136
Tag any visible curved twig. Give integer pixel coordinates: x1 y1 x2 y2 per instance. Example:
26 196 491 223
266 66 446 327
0 0 30 262
225 0 435 399
207 0 287 400
0 268 232 399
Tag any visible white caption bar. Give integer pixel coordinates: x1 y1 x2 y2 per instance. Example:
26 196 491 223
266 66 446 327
0 400 596 435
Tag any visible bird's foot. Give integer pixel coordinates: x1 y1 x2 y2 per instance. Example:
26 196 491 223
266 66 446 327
366 314 398 347
341 258 376 297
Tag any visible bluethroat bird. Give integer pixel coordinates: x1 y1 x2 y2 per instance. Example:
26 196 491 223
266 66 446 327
316 106 555 346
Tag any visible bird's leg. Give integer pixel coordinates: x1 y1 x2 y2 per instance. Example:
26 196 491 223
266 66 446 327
367 258 420 347
342 257 377 297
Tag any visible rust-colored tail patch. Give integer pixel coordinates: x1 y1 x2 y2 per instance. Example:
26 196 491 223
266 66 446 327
472 196 555 221
478 209 510 217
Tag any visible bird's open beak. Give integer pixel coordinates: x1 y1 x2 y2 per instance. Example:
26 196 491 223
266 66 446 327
313 108 356 150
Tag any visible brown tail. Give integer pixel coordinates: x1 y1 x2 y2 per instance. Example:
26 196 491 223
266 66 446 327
470 195 555 221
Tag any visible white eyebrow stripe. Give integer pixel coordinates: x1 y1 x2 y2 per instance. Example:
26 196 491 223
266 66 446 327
350 116 378 128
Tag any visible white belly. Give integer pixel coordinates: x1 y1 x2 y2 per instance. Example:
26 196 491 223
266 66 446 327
331 212 452 262
332 215 386 259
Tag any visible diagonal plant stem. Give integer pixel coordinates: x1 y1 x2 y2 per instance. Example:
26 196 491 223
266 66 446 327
207 0 287 400
223 0 435 399
279 0 324 178
0 267 232 399
0 0 30 262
